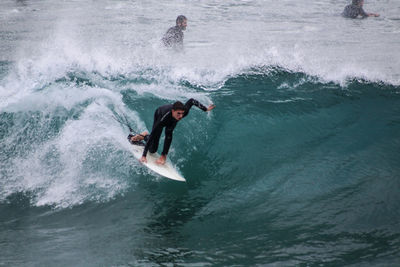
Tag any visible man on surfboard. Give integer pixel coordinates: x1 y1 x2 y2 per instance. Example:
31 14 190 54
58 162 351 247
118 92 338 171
130 99 215 165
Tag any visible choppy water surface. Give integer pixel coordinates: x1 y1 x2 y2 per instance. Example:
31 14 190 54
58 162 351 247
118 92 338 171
1 0 400 266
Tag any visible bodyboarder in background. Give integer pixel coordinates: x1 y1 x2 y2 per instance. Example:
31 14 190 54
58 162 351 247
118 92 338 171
128 99 215 165
342 0 379 18
162 15 187 49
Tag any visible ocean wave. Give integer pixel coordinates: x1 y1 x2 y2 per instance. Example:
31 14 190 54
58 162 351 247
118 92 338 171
1 46 399 210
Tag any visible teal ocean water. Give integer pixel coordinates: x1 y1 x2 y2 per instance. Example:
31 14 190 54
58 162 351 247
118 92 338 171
1 0 400 266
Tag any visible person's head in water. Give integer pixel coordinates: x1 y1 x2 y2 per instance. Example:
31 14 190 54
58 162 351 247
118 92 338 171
352 0 364 6
176 15 187 30
172 101 186 121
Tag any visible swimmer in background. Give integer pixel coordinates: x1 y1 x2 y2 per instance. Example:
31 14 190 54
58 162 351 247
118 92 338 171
162 15 187 49
342 0 379 19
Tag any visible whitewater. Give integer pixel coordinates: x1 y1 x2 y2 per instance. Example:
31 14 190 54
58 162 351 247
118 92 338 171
1 0 400 266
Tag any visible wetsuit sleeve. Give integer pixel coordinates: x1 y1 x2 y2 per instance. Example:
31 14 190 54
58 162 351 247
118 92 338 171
359 7 368 18
184 98 208 114
161 127 174 156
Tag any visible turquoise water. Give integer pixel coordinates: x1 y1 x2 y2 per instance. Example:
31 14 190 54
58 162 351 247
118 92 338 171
1 0 400 266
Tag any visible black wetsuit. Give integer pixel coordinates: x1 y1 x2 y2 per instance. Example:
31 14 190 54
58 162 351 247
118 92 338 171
162 26 184 48
142 99 207 157
342 4 368 18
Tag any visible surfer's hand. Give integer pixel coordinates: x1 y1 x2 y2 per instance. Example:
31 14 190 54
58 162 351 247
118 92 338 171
156 155 166 165
140 156 147 163
207 104 216 112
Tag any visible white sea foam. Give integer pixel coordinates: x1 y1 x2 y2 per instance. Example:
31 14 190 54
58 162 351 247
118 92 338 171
3 100 139 208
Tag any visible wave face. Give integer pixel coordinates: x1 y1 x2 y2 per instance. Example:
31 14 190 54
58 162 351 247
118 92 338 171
1 0 400 266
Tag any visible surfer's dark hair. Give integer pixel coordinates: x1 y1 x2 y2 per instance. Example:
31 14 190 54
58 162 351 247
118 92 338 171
176 15 187 25
352 0 363 5
172 101 185 111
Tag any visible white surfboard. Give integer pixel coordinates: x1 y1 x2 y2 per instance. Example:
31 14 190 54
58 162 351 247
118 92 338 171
130 144 186 182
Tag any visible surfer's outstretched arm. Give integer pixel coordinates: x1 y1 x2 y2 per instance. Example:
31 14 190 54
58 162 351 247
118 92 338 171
183 98 216 116
206 104 216 111
184 98 207 112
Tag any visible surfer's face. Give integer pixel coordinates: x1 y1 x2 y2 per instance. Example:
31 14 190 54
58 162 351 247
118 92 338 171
172 109 185 121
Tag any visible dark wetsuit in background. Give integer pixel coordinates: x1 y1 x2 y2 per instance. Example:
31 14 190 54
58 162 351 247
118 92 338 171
162 26 184 48
342 4 368 18
142 99 207 157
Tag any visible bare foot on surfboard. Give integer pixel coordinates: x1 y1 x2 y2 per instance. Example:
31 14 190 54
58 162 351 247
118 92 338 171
156 155 166 165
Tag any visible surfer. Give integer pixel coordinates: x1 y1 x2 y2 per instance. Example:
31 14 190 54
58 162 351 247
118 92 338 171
342 0 379 18
162 15 187 49
129 99 215 165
